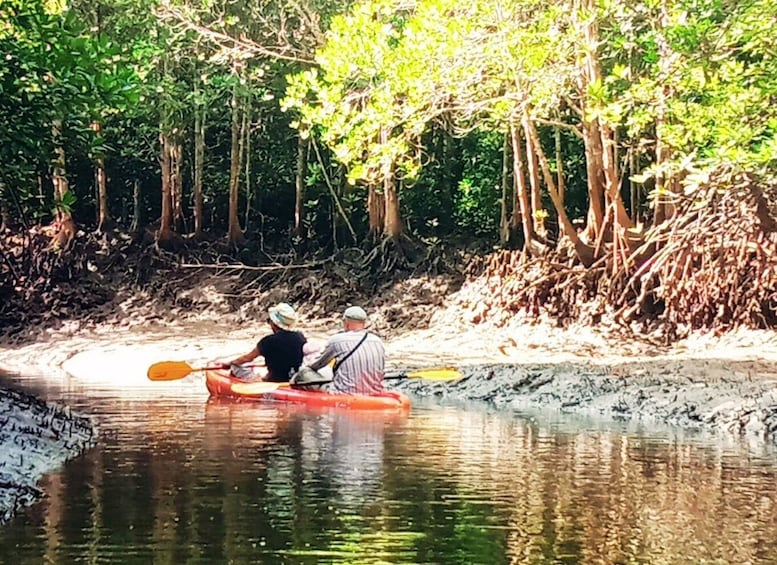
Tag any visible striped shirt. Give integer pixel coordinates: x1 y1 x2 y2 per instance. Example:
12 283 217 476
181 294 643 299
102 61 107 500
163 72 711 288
308 330 385 394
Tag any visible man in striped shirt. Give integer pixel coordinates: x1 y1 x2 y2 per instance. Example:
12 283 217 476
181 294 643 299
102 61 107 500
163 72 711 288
303 306 385 394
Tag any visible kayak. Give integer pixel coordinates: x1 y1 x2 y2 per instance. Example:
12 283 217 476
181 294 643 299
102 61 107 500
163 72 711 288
204 368 411 411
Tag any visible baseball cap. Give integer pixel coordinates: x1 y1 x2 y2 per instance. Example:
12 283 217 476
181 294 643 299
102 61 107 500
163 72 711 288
343 305 368 321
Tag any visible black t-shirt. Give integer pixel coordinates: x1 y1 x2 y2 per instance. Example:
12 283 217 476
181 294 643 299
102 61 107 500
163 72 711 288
258 330 306 382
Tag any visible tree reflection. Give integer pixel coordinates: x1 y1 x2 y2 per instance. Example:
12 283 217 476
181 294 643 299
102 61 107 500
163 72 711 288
2 403 777 564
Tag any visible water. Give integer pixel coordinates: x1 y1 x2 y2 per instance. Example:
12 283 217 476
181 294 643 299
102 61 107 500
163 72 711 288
3 372 777 564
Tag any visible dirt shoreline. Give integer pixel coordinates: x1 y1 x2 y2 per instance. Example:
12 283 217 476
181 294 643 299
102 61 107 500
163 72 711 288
3 314 777 437
391 318 777 445
2 312 777 526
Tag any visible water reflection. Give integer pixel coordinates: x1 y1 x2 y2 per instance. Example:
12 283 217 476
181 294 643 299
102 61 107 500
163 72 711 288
2 384 777 563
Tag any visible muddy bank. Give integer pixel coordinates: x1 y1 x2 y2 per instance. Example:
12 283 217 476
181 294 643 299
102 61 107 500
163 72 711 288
395 361 777 443
0 384 97 525
0 232 464 346
388 319 777 444
3 311 777 444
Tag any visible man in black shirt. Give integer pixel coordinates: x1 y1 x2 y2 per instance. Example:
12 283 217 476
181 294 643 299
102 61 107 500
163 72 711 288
224 302 307 382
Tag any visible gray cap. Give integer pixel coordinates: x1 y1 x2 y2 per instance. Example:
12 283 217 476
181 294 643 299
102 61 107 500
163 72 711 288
343 306 368 321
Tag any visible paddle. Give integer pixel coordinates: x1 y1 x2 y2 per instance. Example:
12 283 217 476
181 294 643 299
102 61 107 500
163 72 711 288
231 367 463 395
146 360 261 382
402 367 461 381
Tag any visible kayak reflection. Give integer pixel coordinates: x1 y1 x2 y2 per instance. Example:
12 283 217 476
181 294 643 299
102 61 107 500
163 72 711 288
203 399 408 510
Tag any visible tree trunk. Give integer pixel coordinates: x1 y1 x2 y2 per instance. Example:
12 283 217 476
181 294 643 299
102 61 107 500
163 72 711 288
441 131 458 223
51 119 75 249
653 0 677 227
526 116 595 266
37 172 44 210
582 120 609 238
193 82 205 238
555 127 565 208
158 50 176 244
0 182 9 230
0 207 8 232
242 102 251 231
228 72 245 245
599 122 631 229
509 120 535 248
51 121 68 203
170 136 184 232
91 120 110 231
383 174 402 238
130 179 142 234
379 127 402 238
522 113 546 238
368 184 385 236
310 138 355 243
158 130 175 242
499 130 511 245
294 134 307 238
576 0 606 242
575 0 632 243
629 147 640 225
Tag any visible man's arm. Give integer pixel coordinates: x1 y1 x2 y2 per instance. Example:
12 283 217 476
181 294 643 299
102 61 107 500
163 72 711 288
307 342 336 371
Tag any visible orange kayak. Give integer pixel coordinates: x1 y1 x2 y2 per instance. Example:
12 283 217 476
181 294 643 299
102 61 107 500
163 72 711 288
205 368 411 411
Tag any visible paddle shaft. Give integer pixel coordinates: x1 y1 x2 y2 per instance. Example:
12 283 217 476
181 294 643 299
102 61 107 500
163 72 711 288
288 371 457 388
149 358 459 383
230 367 463 394
147 360 262 381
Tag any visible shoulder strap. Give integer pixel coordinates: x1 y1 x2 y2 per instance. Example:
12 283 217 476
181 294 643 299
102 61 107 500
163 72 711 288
332 332 369 375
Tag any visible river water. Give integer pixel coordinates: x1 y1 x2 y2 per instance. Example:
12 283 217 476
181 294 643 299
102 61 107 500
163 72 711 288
3 370 777 564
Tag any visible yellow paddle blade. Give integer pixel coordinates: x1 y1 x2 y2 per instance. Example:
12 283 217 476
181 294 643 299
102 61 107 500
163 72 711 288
147 361 197 381
406 367 462 381
231 381 290 395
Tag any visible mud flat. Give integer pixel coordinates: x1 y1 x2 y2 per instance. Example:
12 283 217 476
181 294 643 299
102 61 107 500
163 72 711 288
396 359 777 445
0 384 97 525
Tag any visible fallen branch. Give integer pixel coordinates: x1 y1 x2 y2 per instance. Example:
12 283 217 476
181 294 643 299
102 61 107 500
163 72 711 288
179 260 329 271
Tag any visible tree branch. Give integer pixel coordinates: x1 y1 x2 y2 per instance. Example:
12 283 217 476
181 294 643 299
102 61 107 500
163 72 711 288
157 5 315 64
534 118 583 139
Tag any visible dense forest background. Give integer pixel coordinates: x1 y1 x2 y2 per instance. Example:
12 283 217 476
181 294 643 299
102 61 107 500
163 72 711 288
1 0 775 335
